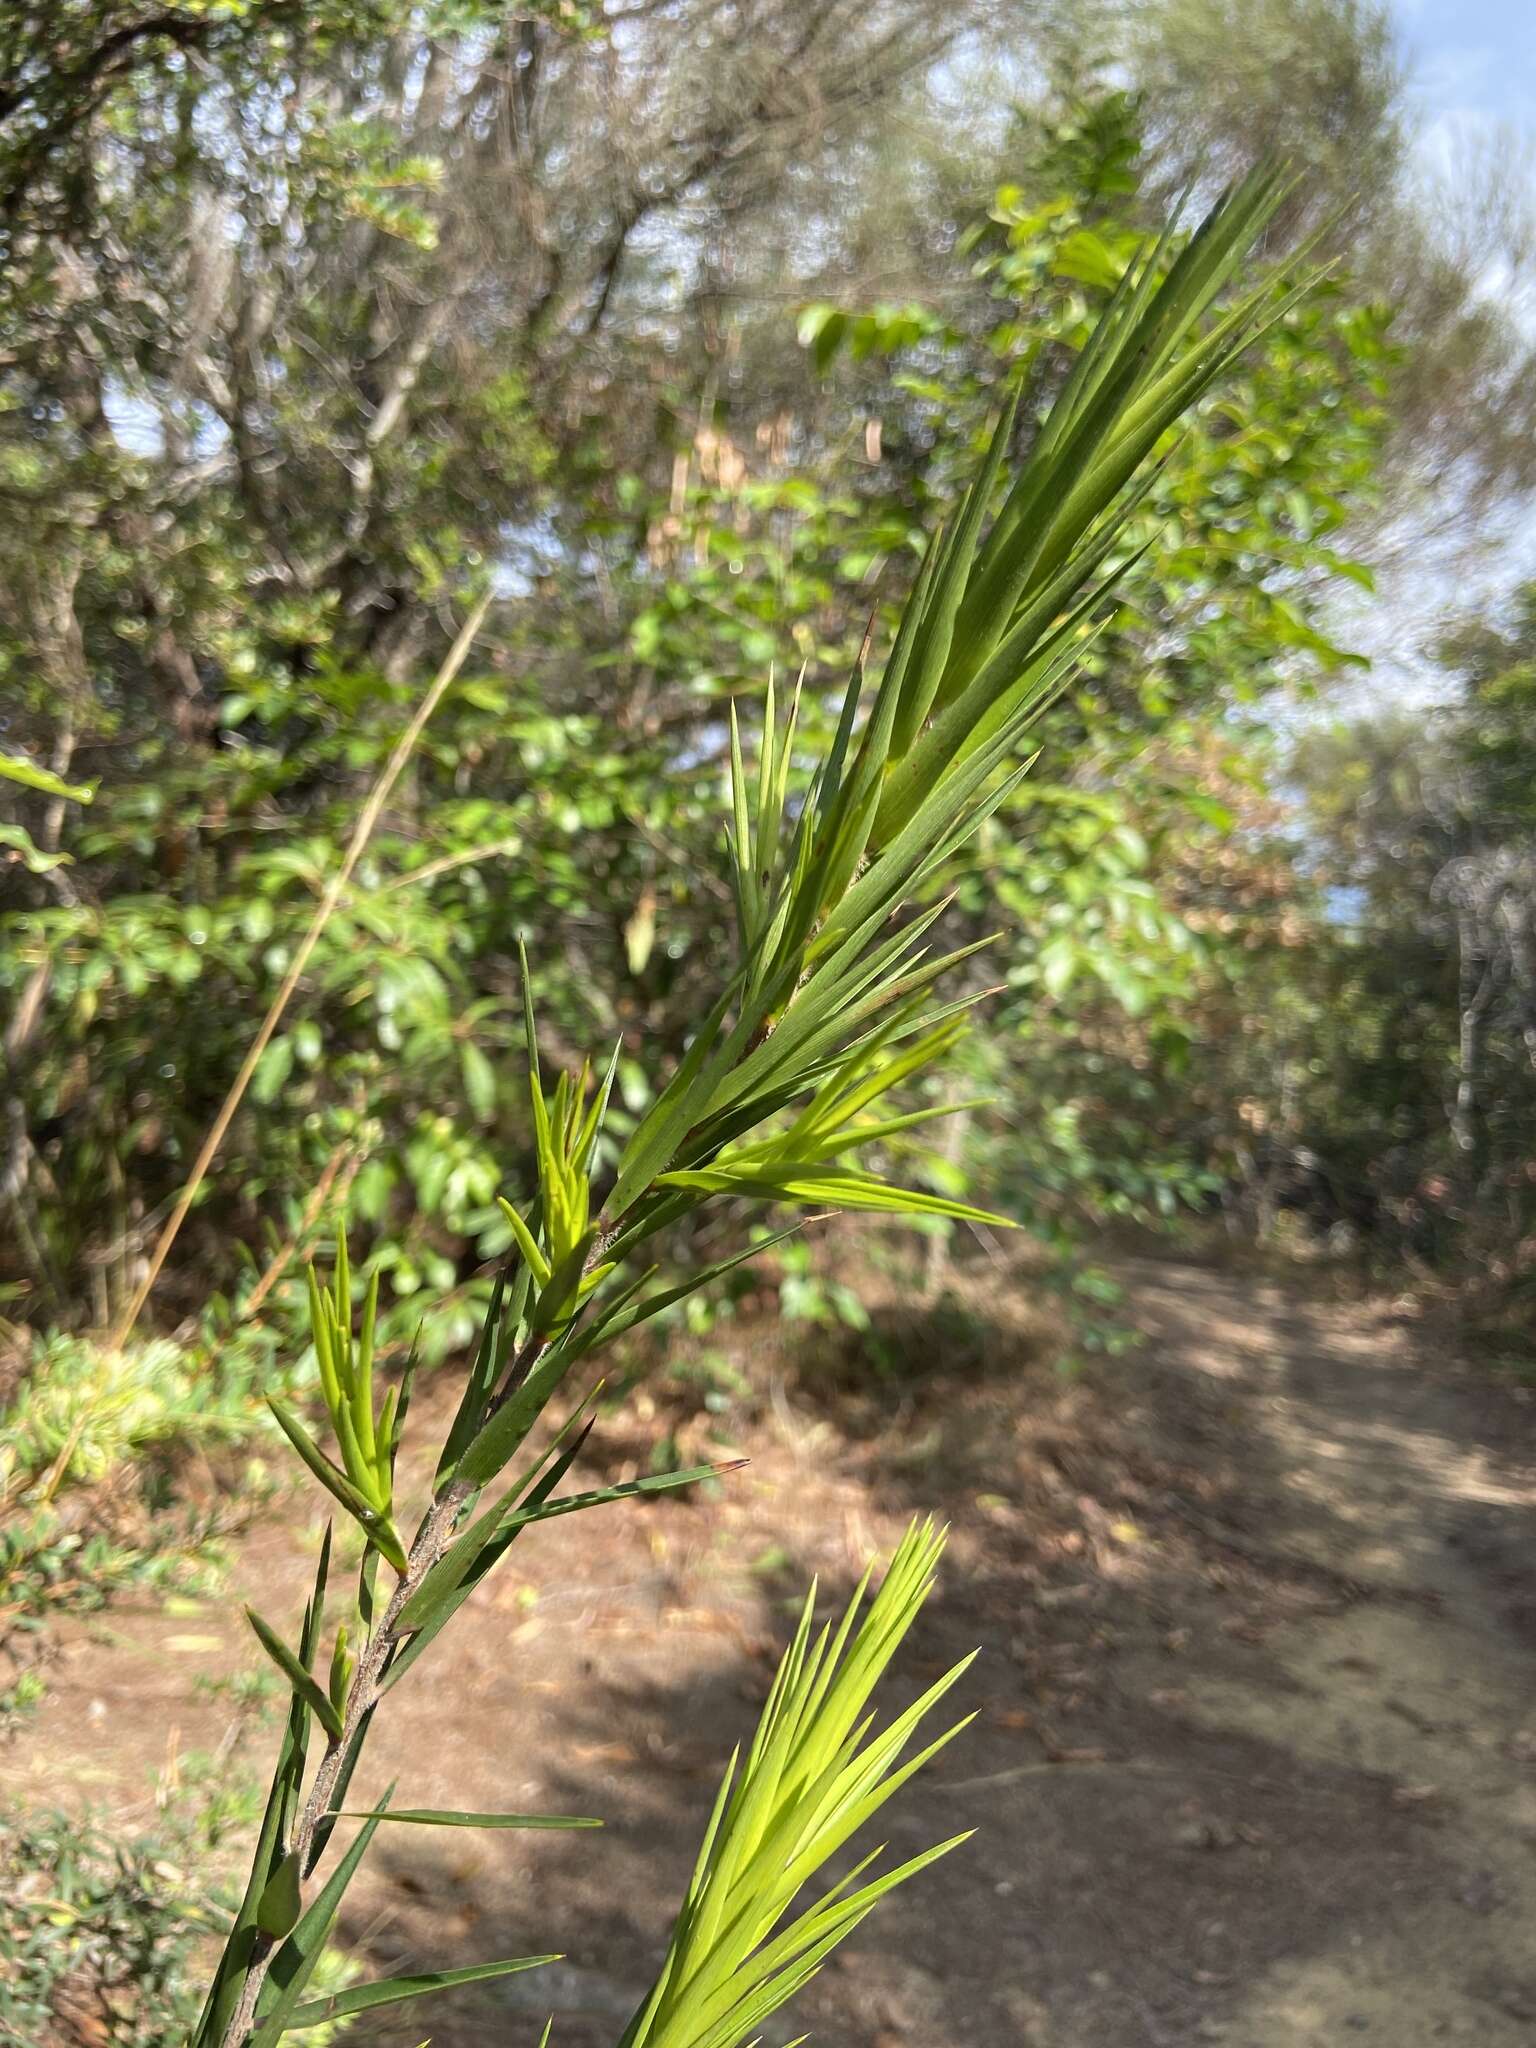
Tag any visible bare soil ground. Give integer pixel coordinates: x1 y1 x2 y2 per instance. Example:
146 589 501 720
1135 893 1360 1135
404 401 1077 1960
6 1253 1536 2047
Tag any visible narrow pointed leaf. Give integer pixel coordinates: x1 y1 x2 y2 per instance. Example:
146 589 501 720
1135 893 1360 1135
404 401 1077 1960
565 1223 806 1360
268 1399 379 1527
436 1268 517 1491
334 1809 601 1830
398 1451 722 1635
280 1954 561 2033
245 1606 345 1743
388 1415 598 1677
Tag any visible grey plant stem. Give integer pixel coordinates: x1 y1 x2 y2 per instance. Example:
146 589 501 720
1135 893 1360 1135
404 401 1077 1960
217 1478 461 2048
217 1318 550 2048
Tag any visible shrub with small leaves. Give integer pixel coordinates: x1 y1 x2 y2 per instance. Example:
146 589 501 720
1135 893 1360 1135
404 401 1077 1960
1 1805 213 2048
0 1776 359 2048
3 1333 250 1493
0 1330 261 1648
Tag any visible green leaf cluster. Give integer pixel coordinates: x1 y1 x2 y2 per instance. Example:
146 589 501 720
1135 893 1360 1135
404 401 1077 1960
267 1246 412 1573
184 166 1304 2048
620 1520 973 2048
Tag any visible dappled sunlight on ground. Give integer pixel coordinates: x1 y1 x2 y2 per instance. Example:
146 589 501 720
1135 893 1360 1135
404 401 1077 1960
7 1251 1536 2046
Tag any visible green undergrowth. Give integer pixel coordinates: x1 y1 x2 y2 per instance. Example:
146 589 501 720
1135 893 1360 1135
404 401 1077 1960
0 1771 358 2048
0 1328 288 1651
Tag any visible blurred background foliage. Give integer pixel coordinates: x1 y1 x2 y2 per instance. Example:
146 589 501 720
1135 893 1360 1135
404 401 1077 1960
3 0 1535 1409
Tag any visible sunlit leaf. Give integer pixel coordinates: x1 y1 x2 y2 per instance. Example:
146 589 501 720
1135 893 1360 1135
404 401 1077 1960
281 1953 560 2032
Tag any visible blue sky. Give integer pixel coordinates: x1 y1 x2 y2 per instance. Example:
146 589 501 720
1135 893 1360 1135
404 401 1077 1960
1314 5 1536 712
1395 1 1536 142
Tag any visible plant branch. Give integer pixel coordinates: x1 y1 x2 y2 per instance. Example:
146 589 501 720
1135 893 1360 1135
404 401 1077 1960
215 1473 474 2048
112 592 493 1348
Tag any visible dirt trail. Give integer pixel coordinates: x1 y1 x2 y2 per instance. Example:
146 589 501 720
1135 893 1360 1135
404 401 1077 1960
6 1256 1535 2047
1095 1260 1536 2044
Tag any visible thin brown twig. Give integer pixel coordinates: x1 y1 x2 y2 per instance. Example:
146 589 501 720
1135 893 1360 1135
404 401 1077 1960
238 1140 358 1325
112 593 493 1350
373 834 523 894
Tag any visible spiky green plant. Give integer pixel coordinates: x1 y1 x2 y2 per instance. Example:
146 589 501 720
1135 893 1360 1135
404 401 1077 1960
619 1520 973 2048
194 166 1302 2048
